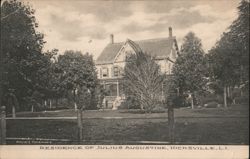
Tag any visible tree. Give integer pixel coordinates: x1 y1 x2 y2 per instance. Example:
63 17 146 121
208 33 240 107
56 51 98 110
172 32 208 109
123 51 164 113
40 49 64 109
208 0 249 107
229 0 249 88
1 0 47 111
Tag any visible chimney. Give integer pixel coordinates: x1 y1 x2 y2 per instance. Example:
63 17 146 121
110 34 114 44
169 27 172 37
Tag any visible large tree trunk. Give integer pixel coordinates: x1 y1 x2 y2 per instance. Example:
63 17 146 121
74 102 77 111
12 105 16 118
223 86 228 108
49 99 52 109
44 100 47 109
191 95 194 109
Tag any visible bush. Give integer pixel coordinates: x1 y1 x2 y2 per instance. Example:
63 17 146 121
120 96 140 109
234 96 249 104
199 94 223 105
172 96 186 108
204 101 218 108
152 104 167 112
118 101 128 110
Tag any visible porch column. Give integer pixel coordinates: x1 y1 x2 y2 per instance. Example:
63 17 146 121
103 81 106 99
116 80 119 97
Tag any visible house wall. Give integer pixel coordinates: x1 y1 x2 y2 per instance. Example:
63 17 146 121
95 40 178 109
96 47 177 79
96 64 113 79
96 43 137 79
96 62 125 79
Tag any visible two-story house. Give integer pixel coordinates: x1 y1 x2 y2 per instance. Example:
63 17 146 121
95 27 179 109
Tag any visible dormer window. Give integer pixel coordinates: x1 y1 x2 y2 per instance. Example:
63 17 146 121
102 67 109 77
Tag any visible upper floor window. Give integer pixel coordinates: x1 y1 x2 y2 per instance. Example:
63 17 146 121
113 66 119 77
102 67 109 77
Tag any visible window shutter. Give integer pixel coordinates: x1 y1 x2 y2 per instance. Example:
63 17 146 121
111 67 114 77
100 68 102 78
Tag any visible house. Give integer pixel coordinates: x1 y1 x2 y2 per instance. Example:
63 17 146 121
95 27 179 109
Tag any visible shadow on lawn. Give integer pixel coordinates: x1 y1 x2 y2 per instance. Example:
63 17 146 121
6 117 249 145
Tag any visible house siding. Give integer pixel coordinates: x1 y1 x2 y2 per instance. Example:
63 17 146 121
95 36 179 109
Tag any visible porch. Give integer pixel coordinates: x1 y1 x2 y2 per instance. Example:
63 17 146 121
99 78 125 109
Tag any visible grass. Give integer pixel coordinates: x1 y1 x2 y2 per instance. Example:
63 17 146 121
5 104 249 145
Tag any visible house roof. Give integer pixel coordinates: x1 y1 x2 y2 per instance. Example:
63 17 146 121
96 37 177 64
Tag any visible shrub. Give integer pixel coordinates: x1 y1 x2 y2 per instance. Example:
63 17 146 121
199 94 223 105
172 96 186 108
119 96 140 109
234 96 249 104
204 101 218 108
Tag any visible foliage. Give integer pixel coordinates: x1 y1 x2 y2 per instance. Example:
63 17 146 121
208 0 249 106
0 1 100 111
229 0 249 84
120 95 141 109
209 0 249 88
55 51 98 110
1 0 48 110
172 32 208 105
208 32 242 87
123 51 164 113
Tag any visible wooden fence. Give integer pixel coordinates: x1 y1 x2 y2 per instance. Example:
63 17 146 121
1 106 248 145
0 106 85 145
0 106 177 145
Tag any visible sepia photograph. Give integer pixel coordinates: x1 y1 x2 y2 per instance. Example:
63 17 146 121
0 0 249 158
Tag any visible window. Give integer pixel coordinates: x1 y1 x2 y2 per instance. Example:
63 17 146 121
102 67 109 77
113 66 119 77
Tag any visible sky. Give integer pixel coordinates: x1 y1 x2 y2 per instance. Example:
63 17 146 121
23 0 240 59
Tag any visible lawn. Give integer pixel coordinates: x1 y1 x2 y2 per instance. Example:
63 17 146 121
5 104 249 145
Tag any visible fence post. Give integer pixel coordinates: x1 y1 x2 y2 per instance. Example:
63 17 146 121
1 106 6 145
77 109 83 144
168 104 175 144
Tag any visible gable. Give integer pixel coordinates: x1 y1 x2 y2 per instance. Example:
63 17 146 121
114 42 136 63
114 38 146 63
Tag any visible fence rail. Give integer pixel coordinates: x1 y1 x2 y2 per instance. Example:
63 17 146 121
6 117 77 120
1 106 248 145
5 116 248 120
